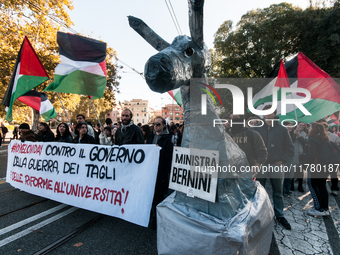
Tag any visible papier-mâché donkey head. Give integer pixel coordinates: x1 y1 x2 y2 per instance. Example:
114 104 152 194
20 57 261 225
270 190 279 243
128 0 210 93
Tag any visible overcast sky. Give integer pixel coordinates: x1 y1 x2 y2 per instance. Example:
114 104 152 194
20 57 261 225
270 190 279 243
68 0 310 109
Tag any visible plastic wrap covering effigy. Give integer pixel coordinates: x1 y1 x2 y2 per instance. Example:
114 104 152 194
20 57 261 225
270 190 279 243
157 182 274 255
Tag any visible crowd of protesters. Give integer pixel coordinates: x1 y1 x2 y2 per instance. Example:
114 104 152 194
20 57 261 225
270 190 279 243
8 106 340 230
222 106 340 229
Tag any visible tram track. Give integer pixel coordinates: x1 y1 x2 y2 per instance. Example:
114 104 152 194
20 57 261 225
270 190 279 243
0 188 16 194
0 199 49 218
33 215 104 255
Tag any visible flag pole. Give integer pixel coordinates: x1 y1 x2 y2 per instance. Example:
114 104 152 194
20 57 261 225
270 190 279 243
56 92 71 125
290 93 299 124
88 97 103 128
48 78 72 126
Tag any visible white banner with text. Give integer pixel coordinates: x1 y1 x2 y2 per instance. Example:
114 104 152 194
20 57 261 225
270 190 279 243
6 141 161 227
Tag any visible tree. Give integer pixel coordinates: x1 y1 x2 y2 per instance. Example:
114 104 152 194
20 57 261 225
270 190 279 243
298 1 340 77
212 3 302 78
212 2 340 78
0 0 120 125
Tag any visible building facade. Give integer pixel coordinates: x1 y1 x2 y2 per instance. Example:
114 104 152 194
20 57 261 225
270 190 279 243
106 104 123 123
123 99 152 124
161 104 184 123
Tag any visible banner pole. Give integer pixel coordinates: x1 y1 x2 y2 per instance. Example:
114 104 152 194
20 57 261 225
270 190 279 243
89 97 103 128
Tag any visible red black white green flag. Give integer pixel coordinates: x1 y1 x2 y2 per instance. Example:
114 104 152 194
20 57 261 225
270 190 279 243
278 53 340 122
44 32 107 99
1 36 50 122
17 90 57 121
252 59 290 111
327 113 340 126
255 52 340 123
168 88 182 107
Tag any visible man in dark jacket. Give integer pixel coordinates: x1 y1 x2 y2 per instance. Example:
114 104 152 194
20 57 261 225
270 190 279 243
254 106 294 230
146 116 173 229
229 114 267 175
115 109 144 145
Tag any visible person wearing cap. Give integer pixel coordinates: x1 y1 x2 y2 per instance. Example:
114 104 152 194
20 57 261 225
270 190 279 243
18 123 37 142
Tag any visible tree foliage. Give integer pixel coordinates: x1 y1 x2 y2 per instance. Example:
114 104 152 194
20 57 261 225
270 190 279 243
0 0 120 124
212 1 340 78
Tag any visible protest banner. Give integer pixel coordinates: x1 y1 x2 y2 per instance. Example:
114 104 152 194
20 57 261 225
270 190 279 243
169 147 219 203
6 141 161 227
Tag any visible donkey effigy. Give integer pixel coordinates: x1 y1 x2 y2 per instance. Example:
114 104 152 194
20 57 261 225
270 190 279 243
129 1 274 254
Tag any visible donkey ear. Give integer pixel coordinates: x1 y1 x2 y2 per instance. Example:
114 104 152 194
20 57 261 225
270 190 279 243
128 16 170 51
188 0 204 48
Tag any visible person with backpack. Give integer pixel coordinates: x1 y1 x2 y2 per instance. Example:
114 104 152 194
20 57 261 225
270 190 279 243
306 122 331 217
229 114 268 177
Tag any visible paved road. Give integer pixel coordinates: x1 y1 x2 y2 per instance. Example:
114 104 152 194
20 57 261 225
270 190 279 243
1 141 340 254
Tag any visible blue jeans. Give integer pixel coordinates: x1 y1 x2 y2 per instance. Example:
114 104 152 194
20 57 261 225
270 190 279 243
257 165 284 218
283 162 294 195
283 178 291 195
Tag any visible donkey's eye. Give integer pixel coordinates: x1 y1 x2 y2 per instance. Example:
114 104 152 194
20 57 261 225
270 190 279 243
184 47 194 58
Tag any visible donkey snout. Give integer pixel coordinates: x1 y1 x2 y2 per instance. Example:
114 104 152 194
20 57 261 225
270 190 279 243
144 53 175 93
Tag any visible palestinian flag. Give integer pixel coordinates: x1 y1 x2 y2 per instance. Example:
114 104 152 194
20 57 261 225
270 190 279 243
17 90 57 121
269 52 340 123
1 36 49 122
168 88 182 107
44 32 107 99
252 59 290 112
327 113 340 127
